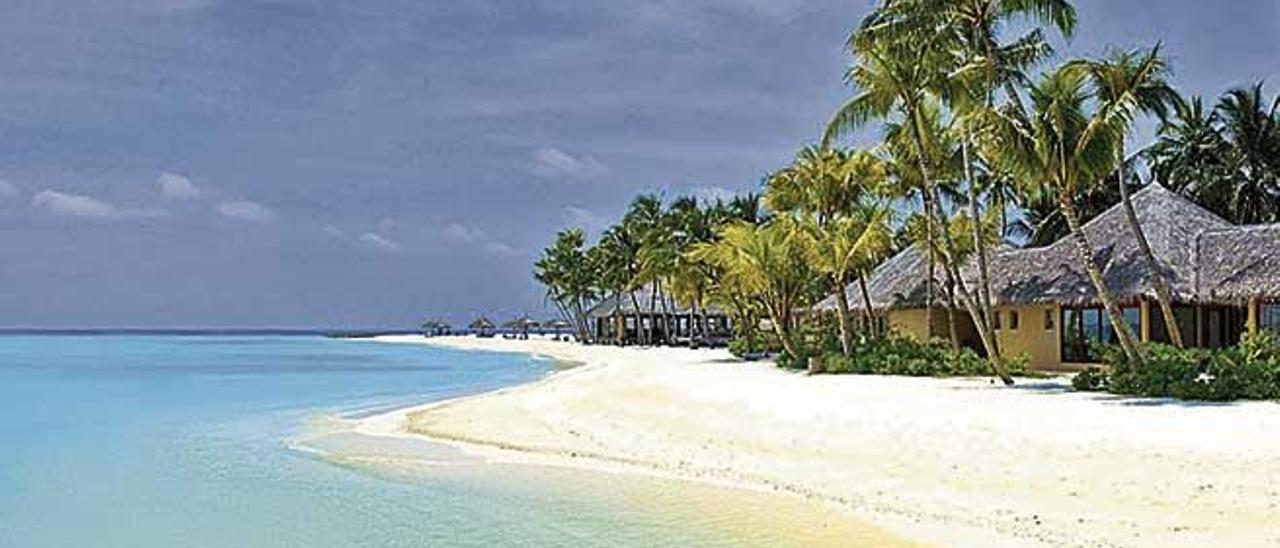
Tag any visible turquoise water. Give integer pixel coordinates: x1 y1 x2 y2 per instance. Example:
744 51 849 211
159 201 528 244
0 335 799 547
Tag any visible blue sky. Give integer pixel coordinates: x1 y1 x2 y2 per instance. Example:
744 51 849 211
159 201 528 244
0 0 1276 328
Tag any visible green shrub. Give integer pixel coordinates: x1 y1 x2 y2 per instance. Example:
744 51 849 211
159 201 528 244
820 335 1024 378
1071 367 1109 392
1082 333 1280 401
727 337 755 358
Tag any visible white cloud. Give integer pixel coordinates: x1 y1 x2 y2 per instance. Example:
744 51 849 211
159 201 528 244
0 180 19 199
359 232 404 253
530 147 606 179
216 201 274 222
32 190 120 218
321 225 346 239
157 172 200 199
434 221 519 258
441 222 480 244
482 241 519 257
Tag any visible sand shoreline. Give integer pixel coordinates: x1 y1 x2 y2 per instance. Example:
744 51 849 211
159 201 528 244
356 335 1280 547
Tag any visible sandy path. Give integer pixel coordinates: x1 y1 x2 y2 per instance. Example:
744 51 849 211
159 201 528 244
362 335 1280 548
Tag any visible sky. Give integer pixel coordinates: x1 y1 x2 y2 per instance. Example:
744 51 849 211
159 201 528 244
0 0 1276 329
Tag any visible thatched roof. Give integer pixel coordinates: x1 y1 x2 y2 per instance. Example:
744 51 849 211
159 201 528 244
821 184 1279 311
1197 225 1280 301
468 316 496 329
503 316 540 329
543 318 572 329
586 288 727 319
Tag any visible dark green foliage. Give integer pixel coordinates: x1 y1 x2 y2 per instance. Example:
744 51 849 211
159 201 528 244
821 335 1027 378
1071 367 1109 391
728 331 783 359
1075 332 1280 401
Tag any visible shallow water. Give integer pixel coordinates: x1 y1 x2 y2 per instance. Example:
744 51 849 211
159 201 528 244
0 335 911 547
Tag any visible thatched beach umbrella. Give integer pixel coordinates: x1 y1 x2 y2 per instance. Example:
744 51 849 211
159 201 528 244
503 316 540 339
469 316 496 337
421 320 452 337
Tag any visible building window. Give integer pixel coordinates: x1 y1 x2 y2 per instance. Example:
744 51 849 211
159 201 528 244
1009 311 1020 331
993 311 1002 330
1260 303 1280 335
1044 308 1055 330
1061 305 1141 362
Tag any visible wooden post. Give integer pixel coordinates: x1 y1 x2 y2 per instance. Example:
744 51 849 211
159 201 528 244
1139 298 1151 343
1247 296 1260 335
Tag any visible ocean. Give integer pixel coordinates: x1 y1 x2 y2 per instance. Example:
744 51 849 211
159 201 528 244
0 334 881 547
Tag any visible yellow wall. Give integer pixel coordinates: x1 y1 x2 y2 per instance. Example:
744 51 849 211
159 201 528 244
887 308 944 341
992 304 1064 371
888 304 1074 371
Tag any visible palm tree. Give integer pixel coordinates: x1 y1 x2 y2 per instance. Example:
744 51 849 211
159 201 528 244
1147 85 1280 225
1146 94 1230 204
1074 45 1183 347
1212 83 1280 224
665 196 718 346
803 203 894 355
591 226 638 345
979 65 1144 361
622 194 665 345
534 229 596 343
689 219 819 366
766 146 893 355
937 0 1076 343
823 28 951 339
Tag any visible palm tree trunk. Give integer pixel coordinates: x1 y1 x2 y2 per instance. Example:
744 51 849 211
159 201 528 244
628 290 644 346
907 110 1012 383
688 298 699 349
857 272 876 338
923 191 936 339
1117 167 1184 348
613 291 625 345
833 275 855 356
962 136 997 341
1059 195 1144 361
764 302 802 365
646 283 657 345
942 270 961 350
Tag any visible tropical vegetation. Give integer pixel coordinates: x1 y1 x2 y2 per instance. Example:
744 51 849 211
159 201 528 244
534 0 1280 389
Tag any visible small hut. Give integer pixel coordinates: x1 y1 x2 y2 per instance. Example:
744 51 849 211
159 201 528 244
469 317 496 338
502 316 539 339
543 319 572 341
421 320 452 337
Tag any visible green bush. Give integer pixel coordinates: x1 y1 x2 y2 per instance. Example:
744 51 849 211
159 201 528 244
1081 332 1280 401
820 335 1025 378
1071 367 1109 391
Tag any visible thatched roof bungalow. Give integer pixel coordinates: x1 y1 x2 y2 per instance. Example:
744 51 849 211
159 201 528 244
822 185 1280 370
586 288 732 345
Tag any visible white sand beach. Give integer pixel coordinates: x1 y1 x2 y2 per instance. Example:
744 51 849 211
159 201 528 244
359 335 1280 548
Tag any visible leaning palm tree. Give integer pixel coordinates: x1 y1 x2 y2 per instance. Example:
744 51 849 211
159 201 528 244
937 0 1076 340
978 65 1144 361
823 30 952 338
1074 45 1183 347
